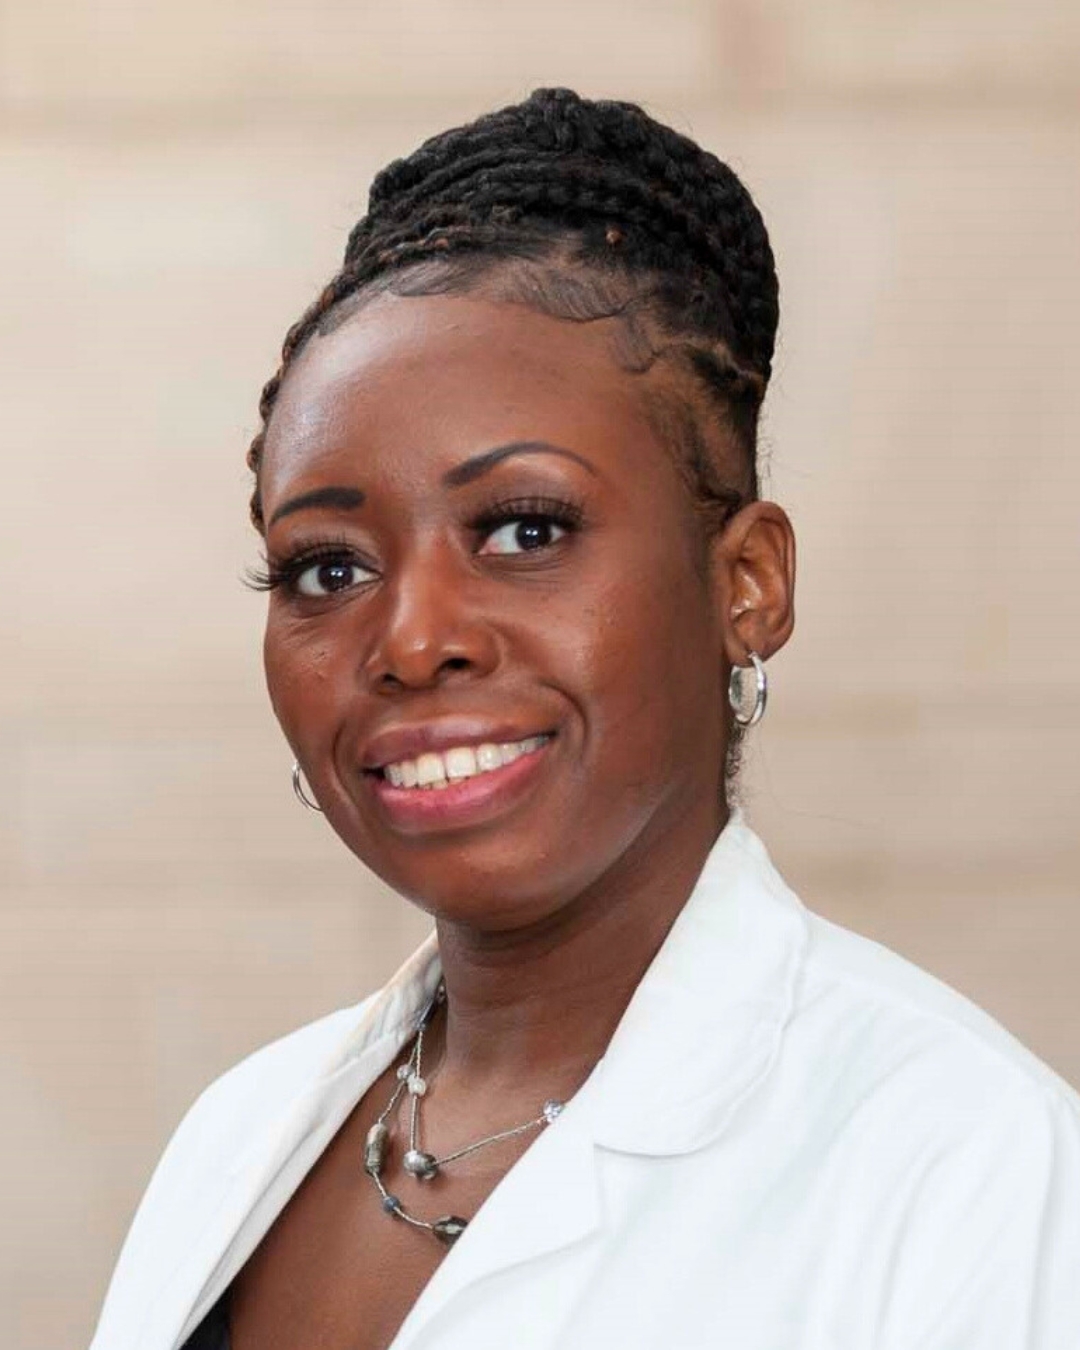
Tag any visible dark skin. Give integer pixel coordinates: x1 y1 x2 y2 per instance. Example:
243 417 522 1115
231 290 795 1350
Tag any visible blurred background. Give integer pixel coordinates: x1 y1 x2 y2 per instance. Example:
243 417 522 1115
2 2 1078 1344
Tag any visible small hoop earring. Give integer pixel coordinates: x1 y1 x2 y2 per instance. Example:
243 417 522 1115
291 760 323 812
728 651 768 728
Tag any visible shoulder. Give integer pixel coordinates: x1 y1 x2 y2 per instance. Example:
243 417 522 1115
775 905 1080 1343
783 901 1080 1258
796 908 1080 1119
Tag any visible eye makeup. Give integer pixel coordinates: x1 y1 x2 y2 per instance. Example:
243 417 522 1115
245 536 374 595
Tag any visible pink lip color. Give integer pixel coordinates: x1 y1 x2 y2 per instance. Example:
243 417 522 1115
369 738 553 834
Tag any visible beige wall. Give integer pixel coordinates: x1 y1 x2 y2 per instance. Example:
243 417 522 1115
2 4 1078 1345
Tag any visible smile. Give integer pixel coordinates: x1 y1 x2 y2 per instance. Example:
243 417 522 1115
381 735 552 790
367 732 556 833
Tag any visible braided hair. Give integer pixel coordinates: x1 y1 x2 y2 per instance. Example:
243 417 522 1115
247 87 779 535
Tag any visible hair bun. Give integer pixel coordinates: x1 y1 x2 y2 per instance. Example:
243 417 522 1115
355 88 777 378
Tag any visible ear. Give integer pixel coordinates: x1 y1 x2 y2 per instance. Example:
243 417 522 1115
708 501 796 667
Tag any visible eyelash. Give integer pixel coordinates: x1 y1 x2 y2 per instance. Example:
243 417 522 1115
469 494 584 538
245 495 585 595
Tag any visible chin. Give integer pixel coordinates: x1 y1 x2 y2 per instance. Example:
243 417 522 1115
351 835 578 931
338 786 666 937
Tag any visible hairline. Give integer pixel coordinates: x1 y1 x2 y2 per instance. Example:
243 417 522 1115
255 254 758 529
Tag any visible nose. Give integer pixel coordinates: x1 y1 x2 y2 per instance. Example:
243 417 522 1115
361 546 499 693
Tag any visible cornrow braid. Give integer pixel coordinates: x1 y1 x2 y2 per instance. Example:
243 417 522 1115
247 87 779 531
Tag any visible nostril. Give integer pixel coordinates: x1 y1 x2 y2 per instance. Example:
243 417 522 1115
370 647 482 694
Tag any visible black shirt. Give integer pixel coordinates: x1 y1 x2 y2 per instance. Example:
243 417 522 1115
179 1289 230 1350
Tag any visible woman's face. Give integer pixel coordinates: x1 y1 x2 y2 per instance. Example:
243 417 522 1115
258 291 760 930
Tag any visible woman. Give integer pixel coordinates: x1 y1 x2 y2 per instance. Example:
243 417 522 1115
91 89 1080 1350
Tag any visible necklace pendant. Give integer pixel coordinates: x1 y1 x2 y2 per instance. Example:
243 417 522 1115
542 1100 564 1124
407 1073 427 1096
363 1121 390 1176
432 1214 468 1246
403 1148 439 1180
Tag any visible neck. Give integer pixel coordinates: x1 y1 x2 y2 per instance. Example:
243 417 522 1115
431 795 728 1096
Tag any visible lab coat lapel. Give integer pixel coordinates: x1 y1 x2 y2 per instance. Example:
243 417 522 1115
589 816 808 1158
391 1082 603 1350
165 1042 398 1348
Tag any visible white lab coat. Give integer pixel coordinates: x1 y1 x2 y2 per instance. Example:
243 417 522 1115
90 818 1080 1349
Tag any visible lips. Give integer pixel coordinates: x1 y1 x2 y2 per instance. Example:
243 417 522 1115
362 725 557 833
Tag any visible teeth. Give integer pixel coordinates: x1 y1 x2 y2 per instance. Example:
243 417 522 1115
382 735 549 790
444 746 478 780
476 743 502 772
415 752 446 787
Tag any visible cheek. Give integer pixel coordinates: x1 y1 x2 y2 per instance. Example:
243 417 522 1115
263 613 342 749
566 543 722 778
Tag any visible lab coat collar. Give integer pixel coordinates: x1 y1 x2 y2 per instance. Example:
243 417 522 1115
586 815 808 1156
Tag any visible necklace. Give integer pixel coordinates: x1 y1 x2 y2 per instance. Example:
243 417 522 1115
363 981 564 1246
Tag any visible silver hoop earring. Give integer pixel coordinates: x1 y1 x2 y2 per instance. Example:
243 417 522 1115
728 651 768 728
291 761 323 812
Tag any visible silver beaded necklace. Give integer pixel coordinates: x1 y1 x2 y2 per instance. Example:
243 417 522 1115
363 981 564 1246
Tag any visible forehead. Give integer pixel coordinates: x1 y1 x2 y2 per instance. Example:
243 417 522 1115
259 292 672 503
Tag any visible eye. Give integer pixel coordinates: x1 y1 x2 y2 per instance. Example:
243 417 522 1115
245 540 380 598
294 557 376 597
478 515 569 556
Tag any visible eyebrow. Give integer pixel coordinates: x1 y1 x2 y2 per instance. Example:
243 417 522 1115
267 441 595 525
442 440 598 487
268 485 365 526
